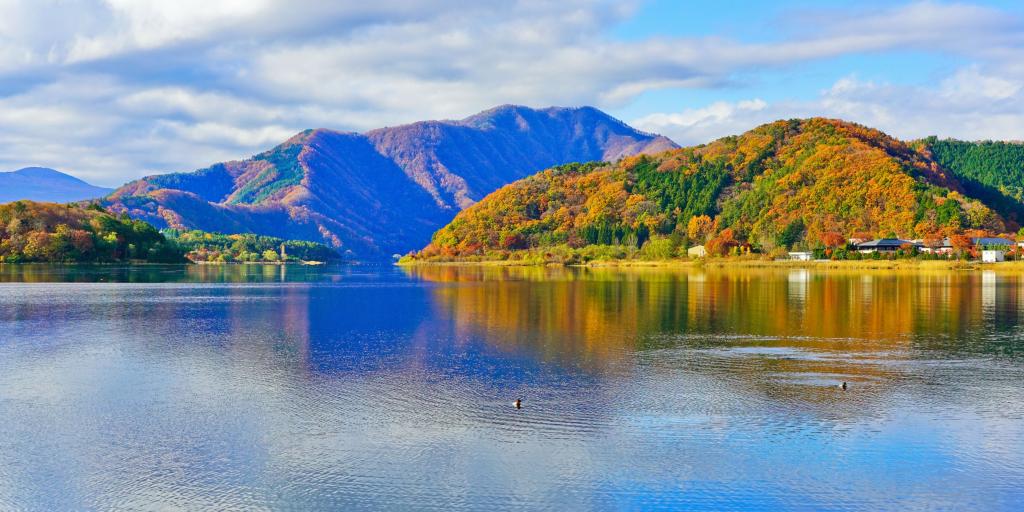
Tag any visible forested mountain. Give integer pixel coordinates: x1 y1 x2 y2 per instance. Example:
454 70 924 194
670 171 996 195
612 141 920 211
104 105 675 260
0 167 112 203
920 138 1024 226
0 201 183 263
417 118 1009 259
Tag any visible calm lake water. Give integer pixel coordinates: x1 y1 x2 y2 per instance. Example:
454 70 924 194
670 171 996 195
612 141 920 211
1 264 1022 510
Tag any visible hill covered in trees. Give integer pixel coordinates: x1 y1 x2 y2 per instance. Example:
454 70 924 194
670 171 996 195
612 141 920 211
0 201 184 263
412 118 1014 262
104 105 675 260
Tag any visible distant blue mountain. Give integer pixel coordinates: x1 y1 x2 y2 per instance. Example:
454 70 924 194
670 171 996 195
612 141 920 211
0 167 113 204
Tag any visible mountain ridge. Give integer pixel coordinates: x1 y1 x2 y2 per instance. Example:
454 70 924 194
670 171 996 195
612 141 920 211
105 105 676 259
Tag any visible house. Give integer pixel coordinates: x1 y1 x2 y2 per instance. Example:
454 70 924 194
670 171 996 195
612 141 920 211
687 245 707 258
856 238 920 253
788 251 813 261
919 238 954 254
919 237 1015 255
982 250 1006 263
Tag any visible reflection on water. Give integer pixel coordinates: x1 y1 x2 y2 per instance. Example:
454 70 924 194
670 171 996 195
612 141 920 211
1 264 1022 510
0 263 338 283
410 265 1024 362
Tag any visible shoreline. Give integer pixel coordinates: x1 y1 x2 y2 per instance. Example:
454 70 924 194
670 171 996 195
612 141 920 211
398 258 1024 272
0 260 335 266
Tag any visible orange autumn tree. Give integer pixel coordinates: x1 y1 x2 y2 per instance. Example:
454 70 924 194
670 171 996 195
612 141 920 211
820 231 846 249
950 234 973 256
705 228 739 256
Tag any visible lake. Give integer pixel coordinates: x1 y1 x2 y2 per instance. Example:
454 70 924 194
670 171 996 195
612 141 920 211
1 264 1022 510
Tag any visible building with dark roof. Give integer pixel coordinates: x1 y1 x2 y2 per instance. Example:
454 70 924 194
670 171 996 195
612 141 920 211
971 237 1015 247
855 238 921 253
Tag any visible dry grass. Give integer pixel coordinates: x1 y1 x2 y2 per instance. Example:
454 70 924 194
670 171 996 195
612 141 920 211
400 257 1024 273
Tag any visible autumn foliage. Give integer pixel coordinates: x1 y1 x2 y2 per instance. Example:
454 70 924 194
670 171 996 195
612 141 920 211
415 118 1008 259
0 201 184 263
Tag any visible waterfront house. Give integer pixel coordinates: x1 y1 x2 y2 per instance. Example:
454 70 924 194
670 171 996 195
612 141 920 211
856 238 920 253
788 251 813 261
687 245 707 258
982 250 1006 263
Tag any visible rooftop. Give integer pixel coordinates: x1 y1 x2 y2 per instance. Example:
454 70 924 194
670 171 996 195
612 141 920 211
856 238 919 248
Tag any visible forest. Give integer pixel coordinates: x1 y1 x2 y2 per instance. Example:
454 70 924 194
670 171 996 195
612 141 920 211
163 229 340 263
411 118 1020 263
923 137 1024 225
0 201 185 263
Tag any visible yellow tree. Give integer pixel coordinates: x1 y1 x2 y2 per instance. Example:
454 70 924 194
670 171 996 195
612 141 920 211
687 215 714 242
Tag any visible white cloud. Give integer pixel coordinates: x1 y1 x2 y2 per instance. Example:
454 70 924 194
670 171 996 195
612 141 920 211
633 99 771 145
0 1 1022 184
940 65 1022 102
634 64 1024 146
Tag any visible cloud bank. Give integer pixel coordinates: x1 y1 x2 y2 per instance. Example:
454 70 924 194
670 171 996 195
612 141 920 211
0 1 1021 185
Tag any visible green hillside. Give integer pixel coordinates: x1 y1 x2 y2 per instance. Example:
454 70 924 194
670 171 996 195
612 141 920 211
921 137 1024 225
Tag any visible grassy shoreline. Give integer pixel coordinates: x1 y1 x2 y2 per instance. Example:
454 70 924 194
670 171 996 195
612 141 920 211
399 258 1024 272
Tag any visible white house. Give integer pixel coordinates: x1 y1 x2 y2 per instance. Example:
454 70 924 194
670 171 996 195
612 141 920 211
788 251 813 261
687 245 707 258
982 250 1006 263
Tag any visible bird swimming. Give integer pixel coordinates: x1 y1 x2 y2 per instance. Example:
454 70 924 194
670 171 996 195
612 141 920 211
513 398 522 409
841 382 848 390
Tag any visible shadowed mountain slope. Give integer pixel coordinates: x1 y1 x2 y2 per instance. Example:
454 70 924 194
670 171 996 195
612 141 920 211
106 105 675 259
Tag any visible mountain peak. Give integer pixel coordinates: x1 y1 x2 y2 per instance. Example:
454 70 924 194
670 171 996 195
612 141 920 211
1 167 112 204
11 167 85 183
106 105 675 259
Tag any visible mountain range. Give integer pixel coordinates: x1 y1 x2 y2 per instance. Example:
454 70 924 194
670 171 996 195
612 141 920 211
0 167 112 204
103 105 676 259
419 118 1022 258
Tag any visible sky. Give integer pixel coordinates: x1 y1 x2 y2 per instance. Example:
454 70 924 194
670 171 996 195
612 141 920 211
1 0 1022 186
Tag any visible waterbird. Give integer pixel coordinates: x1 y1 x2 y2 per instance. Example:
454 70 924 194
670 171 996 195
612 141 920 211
841 382 848 391
513 398 522 409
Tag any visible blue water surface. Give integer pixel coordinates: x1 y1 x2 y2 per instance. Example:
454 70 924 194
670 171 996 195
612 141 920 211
0 264 1022 510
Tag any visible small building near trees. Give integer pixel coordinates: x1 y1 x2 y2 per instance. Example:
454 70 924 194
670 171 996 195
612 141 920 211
787 251 813 261
982 250 1006 263
687 245 707 258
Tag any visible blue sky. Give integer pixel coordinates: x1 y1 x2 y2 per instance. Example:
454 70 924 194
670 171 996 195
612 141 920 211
1 0 1022 186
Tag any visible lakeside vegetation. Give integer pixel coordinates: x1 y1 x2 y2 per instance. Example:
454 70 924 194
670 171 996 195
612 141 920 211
397 242 1015 268
162 229 340 263
0 200 340 265
0 201 185 263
